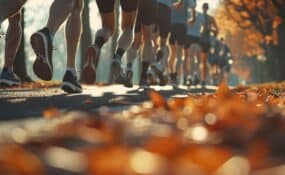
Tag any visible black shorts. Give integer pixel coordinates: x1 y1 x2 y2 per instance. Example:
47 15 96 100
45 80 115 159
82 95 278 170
96 0 138 14
208 55 219 65
154 3 171 38
184 35 200 49
169 24 186 46
135 0 157 33
200 37 210 53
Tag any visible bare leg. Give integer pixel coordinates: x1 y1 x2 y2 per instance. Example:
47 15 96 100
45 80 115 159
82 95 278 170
65 0 83 69
46 0 77 36
141 24 155 63
184 48 191 77
201 52 208 81
168 44 177 73
4 12 22 70
0 0 26 24
94 12 115 49
127 32 141 65
116 11 137 53
175 46 183 83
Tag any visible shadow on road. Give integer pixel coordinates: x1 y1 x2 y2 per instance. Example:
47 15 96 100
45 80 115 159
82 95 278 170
0 85 217 120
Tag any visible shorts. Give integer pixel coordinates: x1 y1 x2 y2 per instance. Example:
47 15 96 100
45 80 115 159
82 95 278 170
200 37 210 53
135 0 157 33
169 24 186 46
154 3 171 38
208 55 219 65
96 0 138 14
184 35 200 49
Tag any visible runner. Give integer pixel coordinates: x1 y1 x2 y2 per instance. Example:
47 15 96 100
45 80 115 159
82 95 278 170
82 0 139 84
30 0 84 93
124 0 158 88
208 36 221 85
183 11 203 86
199 2 219 87
147 0 174 86
0 0 27 86
218 38 232 83
168 0 196 86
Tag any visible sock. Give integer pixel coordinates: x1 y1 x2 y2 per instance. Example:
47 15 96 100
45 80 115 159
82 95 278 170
66 67 76 76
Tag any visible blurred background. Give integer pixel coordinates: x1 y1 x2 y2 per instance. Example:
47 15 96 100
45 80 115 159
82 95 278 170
0 0 284 85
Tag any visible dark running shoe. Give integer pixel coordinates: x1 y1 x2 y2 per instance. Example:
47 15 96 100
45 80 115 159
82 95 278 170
111 57 124 84
139 77 150 89
170 73 178 87
82 46 98 84
0 69 21 86
201 80 206 88
124 69 133 88
61 71 82 94
30 27 53 81
193 73 200 86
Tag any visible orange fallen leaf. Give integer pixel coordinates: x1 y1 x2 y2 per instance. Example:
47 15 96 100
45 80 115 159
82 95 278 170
43 107 60 119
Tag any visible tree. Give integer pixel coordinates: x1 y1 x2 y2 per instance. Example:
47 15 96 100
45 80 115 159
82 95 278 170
215 0 285 82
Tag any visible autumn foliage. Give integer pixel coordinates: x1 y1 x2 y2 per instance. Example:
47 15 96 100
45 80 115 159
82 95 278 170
1 83 285 174
215 0 284 57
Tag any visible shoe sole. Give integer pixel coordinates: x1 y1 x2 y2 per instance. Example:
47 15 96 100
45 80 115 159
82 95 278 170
0 79 20 86
82 47 97 84
31 32 53 81
61 82 82 94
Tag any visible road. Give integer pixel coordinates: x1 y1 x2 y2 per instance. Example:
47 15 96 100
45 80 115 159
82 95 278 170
0 84 217 120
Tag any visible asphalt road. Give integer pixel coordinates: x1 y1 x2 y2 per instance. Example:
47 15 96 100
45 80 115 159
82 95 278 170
0 84 217 120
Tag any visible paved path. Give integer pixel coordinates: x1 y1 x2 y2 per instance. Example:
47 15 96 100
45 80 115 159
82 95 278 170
0 84 217 120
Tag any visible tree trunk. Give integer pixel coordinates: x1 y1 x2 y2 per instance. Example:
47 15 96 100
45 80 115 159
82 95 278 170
80 0 92 80
13 8 32 82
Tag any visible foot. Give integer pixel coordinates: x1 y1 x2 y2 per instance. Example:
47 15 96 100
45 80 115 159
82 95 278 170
0 69 21 86
201 80 206 88
139 77 150 89
30 27 53 81
61 71 82 94
170 73 178 87
184 75 193 86
110 58 124 84
82 46 98 84
124 69 133 88
193 73 200 85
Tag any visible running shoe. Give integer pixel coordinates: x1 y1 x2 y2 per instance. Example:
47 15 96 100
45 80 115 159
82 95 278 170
110 56 124 84
61 71 82 94
0 69 21 86
30 27 53 81
124 69 133 88
82 46 99 84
